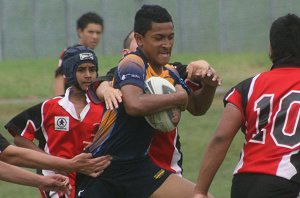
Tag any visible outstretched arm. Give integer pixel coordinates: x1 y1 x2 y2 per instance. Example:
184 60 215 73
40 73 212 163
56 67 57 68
0 144 111 177
193 103 241 197
0 160 70 194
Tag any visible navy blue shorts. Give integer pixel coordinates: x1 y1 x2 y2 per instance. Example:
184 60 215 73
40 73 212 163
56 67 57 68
231 173 300 198
75 156 172 198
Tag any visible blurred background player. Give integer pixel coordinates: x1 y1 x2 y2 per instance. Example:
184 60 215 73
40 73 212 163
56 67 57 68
54 12 104 96
5 45 110 198
0 133 70 194
193 14 300 198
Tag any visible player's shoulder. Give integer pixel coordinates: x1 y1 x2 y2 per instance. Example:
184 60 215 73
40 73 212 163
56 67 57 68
119 54 145 69
224 75 259 104
43 96 63 107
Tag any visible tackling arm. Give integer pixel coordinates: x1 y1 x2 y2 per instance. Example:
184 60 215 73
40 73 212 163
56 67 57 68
0 144 111 177
183 60 221 116
0 160 70 193
187 82 217 116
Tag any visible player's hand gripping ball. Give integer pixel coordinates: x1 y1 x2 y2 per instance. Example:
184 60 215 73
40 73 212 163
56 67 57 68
144 76 180 132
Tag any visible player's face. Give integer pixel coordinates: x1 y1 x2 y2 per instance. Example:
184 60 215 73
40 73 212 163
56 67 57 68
136 22 174 67
76 63 97 91
78 23 103 50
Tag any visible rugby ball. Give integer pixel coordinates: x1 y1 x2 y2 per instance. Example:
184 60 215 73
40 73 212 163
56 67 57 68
144 76 179 132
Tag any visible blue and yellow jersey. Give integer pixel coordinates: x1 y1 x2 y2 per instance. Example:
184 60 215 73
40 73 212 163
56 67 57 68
88 48 182 161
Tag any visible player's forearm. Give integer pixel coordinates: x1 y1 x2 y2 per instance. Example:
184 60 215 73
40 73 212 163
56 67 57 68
1 145 72 172
123 86 187 116
195 106 240 195
187 84 216 116
95 81 111 100
0 160 44 188
194 137 229 195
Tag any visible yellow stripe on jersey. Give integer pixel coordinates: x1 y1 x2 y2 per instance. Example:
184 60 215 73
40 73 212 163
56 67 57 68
91 110 117 150
145 63 177 86
153 169 166 179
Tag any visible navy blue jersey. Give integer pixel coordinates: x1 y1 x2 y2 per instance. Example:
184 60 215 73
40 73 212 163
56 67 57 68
88 48 180 161
224 66 300 185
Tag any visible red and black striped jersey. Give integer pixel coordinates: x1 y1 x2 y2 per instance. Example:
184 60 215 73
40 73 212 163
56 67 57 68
224 66 300 184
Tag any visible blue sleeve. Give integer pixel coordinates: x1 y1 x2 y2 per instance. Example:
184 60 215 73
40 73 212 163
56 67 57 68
116 61 145 89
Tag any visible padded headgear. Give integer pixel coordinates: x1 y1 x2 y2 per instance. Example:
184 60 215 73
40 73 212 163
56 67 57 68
62 44 98 85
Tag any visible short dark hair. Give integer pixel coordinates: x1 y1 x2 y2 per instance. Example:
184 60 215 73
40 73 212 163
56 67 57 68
269 14 300 64
123 30 133 49
134 5 173 36
77 12 104 30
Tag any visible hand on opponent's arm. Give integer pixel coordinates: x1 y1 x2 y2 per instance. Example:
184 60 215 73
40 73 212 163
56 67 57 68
39 174 71 195
0 160 71 194
96 81 122 110
186 60 221 87
69 153 112 177
185 60 221 116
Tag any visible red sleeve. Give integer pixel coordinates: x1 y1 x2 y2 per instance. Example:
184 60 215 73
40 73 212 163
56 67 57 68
224 88 246 130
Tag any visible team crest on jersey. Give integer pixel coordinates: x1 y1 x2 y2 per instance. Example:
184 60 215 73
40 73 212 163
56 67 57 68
55 116 69 131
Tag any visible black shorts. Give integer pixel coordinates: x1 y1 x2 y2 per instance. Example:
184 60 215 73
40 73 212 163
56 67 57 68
231 173 300 198
75 156 172 198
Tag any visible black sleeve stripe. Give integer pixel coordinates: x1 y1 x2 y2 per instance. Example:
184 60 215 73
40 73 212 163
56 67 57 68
0 134 10 152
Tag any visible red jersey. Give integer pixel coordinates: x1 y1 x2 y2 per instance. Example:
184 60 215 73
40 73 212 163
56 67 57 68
224 66 300 184
148 128 183 175
5 88 104 198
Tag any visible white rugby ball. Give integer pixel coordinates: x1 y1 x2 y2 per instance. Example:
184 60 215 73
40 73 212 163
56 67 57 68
144 76 179 132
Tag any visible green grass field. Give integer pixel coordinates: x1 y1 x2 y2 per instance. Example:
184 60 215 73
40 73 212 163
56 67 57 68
0 53 271 197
